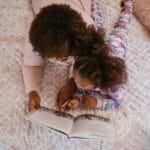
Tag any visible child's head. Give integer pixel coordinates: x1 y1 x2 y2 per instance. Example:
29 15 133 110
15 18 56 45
29 4 106 60
29 4 87 59
73 55 127 90
73 56 101 90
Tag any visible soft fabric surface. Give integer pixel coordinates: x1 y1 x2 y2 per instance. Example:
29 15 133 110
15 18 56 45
0 0 149 149
133 0 150 30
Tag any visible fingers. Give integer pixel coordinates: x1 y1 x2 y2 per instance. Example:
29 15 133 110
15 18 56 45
28 91 41 112
28 99 36 112
68 99 78 106
68 99 79 110
59 107 65 113
82 96 97 109
55 111 65 117
67 102 76 110
28 98 40 112
82 96 92 102
58 102 64 112
82 98 92 105
35 103 41 109
59 99 79 111
62 100 70 108
28 105 34 112
58 100 70 112
84 114 92 120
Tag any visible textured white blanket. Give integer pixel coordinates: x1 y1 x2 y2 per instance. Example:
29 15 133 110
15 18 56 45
0 0 149 149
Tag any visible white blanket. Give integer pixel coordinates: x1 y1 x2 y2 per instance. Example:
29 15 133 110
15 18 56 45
0 0 149 149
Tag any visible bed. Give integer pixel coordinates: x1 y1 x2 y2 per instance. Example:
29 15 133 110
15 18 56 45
0 0 149 149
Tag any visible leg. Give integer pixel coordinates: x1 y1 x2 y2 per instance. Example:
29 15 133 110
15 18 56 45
91 0 106 29
105 0 133 60
102 1 133 111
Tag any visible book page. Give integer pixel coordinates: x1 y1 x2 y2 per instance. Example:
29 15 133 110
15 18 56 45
70 115 116 141
27 107 74 135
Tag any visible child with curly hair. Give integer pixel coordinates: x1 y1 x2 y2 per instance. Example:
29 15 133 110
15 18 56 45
23 0 106 111
57 0 133 112
22 0 132 112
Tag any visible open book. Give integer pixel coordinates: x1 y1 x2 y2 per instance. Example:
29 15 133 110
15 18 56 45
26 107 117 141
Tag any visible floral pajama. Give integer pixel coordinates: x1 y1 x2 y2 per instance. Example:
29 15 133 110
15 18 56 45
74 0 133 110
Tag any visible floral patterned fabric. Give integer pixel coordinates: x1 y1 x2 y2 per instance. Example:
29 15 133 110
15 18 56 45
74 0 133 110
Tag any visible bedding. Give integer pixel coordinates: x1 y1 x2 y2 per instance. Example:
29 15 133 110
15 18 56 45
0 0 149 149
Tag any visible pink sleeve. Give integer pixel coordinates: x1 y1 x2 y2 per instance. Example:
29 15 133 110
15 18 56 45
96 86 124 109
23 32 44 66
22 65 43 94
22 27 44 94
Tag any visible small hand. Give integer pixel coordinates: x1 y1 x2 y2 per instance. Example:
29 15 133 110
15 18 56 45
28 90 41 112
58 98 79 112
84 114 92 120
59 100 70 112
82 95 97 109
67 98 80 110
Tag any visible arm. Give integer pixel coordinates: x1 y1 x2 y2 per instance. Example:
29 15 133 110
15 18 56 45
105 0 133 60
57 77 77 112
91 0 106 29
22 32 44 94
22 29 44 111
96 86 124 110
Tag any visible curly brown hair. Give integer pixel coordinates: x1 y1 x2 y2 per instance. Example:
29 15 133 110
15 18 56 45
74 55 127 89
70 25 107 57
29 4 127 89
29 4 106 58
29 4 87 58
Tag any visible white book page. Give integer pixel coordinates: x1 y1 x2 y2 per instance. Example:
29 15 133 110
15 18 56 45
70 115 116 141
27 107 74 135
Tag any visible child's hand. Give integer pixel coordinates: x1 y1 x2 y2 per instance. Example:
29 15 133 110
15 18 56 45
28 90 41 112
67 98 80 110
82 96 97 109
84 114 92 120
58 98 79 112
57 77 77 112
58 100 70 112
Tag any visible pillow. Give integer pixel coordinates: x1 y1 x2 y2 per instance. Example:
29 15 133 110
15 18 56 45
133 0 150 31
